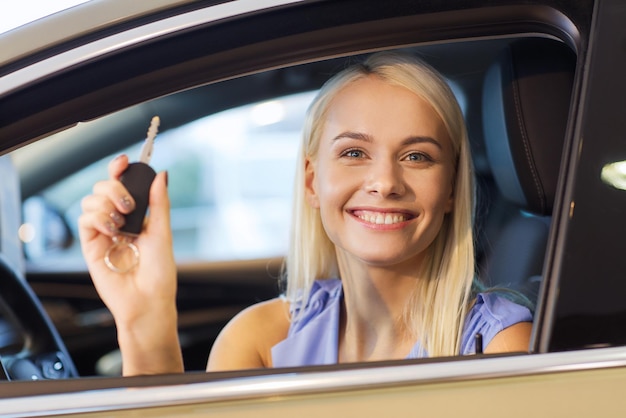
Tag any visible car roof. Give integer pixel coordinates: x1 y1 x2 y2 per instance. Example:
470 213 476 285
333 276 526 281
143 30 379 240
0 0 307 69
0 0 194 67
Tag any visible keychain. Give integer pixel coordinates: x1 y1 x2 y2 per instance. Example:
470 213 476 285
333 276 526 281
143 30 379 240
104 116 159 273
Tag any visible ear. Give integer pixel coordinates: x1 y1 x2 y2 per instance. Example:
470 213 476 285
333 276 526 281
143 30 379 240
444 175 455 214
444 193 454 214
304 157 320 208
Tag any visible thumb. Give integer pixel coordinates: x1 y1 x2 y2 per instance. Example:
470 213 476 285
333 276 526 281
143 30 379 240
145 171 171 238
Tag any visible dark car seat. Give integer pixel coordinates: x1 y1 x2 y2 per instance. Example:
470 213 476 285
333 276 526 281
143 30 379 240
479 38 576 304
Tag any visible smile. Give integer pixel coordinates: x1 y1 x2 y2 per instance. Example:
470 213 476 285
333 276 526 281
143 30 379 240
351 210 413 225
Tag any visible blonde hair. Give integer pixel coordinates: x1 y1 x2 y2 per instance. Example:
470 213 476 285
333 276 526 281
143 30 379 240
284 52 476 357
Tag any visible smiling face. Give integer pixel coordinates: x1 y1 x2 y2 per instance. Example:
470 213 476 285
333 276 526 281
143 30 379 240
305 75 456 270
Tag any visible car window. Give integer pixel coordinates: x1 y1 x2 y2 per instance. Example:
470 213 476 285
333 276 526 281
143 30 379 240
20 91 317 266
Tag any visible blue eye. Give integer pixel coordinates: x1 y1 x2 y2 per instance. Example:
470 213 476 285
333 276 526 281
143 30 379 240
343 149 364 158
406 152 428 162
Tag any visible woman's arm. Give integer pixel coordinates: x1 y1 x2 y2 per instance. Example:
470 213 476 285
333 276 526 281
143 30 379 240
484 322 533 354
79 155 183 375
207 298 290 371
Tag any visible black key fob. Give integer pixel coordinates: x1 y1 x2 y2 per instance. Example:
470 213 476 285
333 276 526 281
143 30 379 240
118 162 156 235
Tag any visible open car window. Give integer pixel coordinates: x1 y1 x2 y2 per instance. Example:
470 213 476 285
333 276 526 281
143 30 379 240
5 33 576 378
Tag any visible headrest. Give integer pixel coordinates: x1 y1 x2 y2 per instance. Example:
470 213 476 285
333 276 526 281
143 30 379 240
482 38 576 216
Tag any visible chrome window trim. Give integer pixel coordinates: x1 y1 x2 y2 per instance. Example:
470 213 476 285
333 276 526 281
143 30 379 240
2 346 626 416
0 0 305 99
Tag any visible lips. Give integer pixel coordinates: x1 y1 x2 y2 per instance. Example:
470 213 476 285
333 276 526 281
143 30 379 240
350 209 415 225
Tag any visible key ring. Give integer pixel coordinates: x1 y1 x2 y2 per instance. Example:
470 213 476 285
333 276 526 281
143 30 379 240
104 235 140 274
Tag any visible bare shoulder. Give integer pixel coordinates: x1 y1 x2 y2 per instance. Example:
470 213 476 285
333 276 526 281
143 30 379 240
484 322 533 354
207 297 291 371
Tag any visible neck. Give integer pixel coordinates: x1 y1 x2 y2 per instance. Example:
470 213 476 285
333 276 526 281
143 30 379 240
335 249 422 363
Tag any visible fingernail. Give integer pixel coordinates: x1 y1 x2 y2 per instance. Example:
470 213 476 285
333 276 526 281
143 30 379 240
120 195 134 211
109 211 125 226
113 154 125 161
105 221 118 234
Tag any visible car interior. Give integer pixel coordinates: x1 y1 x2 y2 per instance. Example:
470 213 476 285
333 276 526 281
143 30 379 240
0 31 577 386
478 37 575 302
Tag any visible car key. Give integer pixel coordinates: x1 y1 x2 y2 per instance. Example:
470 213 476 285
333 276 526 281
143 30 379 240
104 116 160 273
118 116 159 236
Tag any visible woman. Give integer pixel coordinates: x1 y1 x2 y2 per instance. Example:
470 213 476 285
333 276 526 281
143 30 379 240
79 52 532 375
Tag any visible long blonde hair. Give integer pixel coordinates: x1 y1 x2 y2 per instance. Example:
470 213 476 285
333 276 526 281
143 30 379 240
284 52 476 357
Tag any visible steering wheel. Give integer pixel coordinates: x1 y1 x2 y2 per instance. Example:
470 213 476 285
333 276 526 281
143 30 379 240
0 253 78 380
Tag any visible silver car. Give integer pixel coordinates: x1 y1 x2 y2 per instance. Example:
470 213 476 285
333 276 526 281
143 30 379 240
0 0 624 416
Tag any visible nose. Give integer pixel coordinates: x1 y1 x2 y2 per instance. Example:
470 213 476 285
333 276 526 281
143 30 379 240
363 159 406 198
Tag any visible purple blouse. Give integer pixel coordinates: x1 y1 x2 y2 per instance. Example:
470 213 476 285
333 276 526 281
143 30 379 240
271 278 532 367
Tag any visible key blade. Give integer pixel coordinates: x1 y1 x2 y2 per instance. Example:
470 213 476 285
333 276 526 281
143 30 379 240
139 116 160 164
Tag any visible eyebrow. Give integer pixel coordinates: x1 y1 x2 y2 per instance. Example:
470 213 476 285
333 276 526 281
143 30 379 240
332 131 442 149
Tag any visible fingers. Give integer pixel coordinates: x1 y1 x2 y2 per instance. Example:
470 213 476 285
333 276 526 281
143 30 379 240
79 155 135 245
109 154 130 179
92 178 135 215
79 156 170 255
80 170 169 241
80 194 126 237
80 180 133 243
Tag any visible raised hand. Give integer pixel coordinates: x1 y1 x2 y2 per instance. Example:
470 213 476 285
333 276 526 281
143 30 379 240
78 154 183 375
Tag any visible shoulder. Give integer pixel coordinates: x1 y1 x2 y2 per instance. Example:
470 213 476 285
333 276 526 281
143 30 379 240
462 292 533 355
484 321 533 354
469 292 533 328
207 297 291 371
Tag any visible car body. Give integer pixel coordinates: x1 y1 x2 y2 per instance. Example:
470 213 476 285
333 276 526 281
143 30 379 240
1 0 626 416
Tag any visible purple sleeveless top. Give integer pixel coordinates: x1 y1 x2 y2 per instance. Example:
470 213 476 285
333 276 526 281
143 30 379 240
271 279 532 367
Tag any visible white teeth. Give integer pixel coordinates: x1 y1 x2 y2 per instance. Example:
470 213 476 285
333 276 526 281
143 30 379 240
357 212 406 225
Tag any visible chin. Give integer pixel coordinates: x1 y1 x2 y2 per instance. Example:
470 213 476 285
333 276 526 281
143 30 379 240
355 251 424 269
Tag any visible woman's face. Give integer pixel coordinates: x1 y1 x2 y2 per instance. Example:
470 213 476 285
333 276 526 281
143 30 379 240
305 75 456 269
